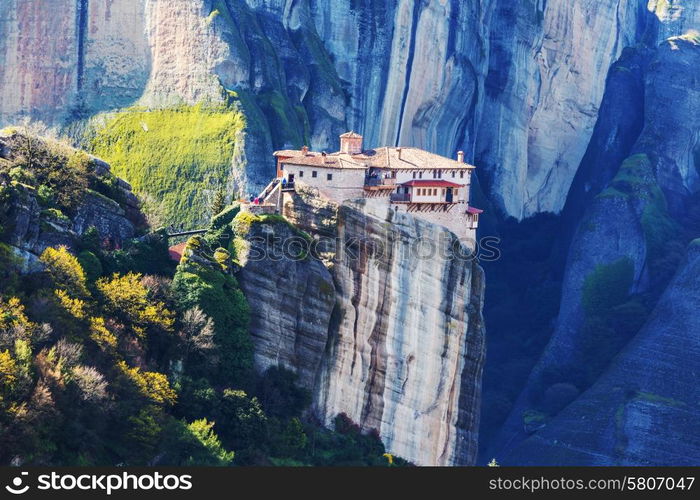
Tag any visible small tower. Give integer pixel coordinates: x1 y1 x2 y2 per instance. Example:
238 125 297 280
339 131 363 154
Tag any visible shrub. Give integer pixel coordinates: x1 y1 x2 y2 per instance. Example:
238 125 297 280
39 246 90 299
96 272 174 332
581 258 634 317
77 251 103 282
162 418 234 466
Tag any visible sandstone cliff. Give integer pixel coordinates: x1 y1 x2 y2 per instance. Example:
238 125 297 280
235 190 486 466
4 1 698 219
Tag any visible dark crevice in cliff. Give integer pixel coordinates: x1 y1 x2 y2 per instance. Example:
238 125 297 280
359 239 393 429
348 238 366 375
75 0 89 95
350 0 394 135
394 0 422 146
455 262 486 464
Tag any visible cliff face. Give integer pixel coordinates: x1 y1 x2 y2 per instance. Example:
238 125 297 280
490 35 700 463
311 0 490 157
315 200 485 466
4 1 697 219
502 241 700 465
235 192 486 466
236 217 336 390
477 0 651 218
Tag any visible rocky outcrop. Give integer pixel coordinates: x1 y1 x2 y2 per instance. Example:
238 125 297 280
500 240 700 465
236 188 486 466
0 132 137 263
236 218 336 389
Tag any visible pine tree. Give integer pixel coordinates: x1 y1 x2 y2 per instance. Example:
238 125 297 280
211 188 226 217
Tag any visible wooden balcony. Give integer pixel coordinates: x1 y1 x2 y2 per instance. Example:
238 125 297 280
390 193 411 202
364 177 396 190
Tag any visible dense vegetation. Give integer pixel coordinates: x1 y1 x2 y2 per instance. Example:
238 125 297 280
0 136 404 466
87 104 246 230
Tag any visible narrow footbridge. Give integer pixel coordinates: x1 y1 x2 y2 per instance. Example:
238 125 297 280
165 229 208 238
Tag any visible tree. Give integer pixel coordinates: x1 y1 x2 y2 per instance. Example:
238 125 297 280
162 418 234 466
211 188 226 218
96 273 174 331
0 350 17 392
40 246 89 299
77 251 103 282
117 361 177 407
216 389 267 452
179 307 218 367
270 417 307 457
184 419 234 466
171 242 251 384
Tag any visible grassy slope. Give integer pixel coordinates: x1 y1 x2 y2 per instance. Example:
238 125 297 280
89 104 245 229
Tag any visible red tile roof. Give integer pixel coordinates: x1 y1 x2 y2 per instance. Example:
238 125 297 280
401 179 465 188
466 206 483 214
169 242 187 263
274 146 476 170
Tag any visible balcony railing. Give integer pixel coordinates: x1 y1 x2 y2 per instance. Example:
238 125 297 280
365 177 396 187
390 193 411 202
281 181 295 191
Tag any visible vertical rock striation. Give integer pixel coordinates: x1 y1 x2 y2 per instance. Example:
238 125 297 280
310 0 491 156
314 200 485 466
476 0 652 218
235 192 486 465
236 218 336 389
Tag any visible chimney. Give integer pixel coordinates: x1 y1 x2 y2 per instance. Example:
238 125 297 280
397 147 402 160
457 151 464 163
301 145 308 155
339 131 363 154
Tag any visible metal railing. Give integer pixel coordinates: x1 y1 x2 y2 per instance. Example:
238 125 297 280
390 193 411 202
365 177 396 187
